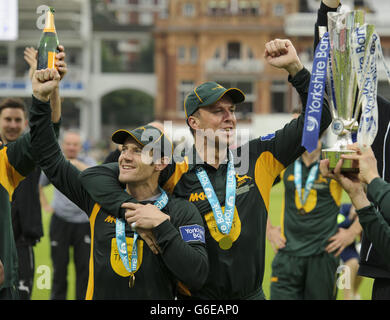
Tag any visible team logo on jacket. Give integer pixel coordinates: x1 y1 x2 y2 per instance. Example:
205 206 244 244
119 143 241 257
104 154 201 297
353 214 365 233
236 174 253 188
204 205 241 246
110 237 144 277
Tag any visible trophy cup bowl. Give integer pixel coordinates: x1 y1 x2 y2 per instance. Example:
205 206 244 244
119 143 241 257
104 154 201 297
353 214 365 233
321 10 374 173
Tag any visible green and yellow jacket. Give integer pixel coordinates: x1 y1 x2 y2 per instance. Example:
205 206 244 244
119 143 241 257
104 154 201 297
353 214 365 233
0 123 59 291
278 158 342 256
78 68 332 299
357 178 390 264
29 97 208 299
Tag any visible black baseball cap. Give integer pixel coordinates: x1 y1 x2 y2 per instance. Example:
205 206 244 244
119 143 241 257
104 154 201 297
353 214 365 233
184 81 245 118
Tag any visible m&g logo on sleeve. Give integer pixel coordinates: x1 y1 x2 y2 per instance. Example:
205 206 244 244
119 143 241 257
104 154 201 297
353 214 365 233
179 225 206 243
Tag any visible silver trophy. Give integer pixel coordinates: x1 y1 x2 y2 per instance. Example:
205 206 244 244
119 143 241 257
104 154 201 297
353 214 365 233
321 10 375 172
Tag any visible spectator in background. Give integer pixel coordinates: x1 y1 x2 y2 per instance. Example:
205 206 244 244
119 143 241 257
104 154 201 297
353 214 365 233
0 96 43 300
39 130 97 300
337 203 363 300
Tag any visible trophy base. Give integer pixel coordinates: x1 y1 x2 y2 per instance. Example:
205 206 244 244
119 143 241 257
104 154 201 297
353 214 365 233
322 149 359 173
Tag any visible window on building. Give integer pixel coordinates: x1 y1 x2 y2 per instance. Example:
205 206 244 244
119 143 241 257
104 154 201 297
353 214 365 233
190 46 198 64
227 42 241 60
247 47 254 59
250 1 260 15
238 0 259 15
15 47 29 78
214 47 222 59
139 12 154 25
116 12 130 24
218 0 229 15
178 46 186 63
208 1 218 15
178 80 195 114
273 3 285 16
238 0 249 15
0 46 7 66
183 2 195 17
271 80 288 113
209 0 229 16
101 39 154 73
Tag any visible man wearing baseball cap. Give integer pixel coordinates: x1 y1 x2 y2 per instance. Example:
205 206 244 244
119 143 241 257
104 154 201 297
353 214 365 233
29 69 208 299
79 38 332 299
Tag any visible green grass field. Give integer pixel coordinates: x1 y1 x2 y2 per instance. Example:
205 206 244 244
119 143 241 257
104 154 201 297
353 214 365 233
31 183 373 300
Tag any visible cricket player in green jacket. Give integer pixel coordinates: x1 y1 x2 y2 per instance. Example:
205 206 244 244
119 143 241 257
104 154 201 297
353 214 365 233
0 48 66 299
267 111 362 300
29 68 208 299
321 146 390 263
78 39 333 299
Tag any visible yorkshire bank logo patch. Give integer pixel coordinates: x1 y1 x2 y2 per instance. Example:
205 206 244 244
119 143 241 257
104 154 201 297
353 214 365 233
205 206 241 245
179 225 206 243
110 237 144 277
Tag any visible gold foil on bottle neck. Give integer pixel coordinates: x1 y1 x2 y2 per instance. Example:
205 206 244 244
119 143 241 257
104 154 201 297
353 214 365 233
43 9 56 33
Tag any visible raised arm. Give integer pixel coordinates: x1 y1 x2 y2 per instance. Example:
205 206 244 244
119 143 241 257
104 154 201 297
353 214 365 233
79 162 133 219
1 49 65 188
314 1 339 50
30 68 92 215
355 205 390 262
253 39 331 170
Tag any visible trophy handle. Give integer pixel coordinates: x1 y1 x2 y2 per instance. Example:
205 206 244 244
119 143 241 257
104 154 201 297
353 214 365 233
352 24 376 124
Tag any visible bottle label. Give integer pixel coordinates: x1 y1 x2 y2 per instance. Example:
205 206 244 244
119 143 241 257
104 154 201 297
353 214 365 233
47 51 56 69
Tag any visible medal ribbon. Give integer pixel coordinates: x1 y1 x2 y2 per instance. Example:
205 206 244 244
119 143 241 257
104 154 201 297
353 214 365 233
301 32 330 153
195 150 236 235
116 187 169 276
294 159 319 209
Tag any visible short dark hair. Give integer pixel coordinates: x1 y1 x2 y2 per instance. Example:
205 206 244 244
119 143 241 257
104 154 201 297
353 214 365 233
0 98 27 115
291 105 302 115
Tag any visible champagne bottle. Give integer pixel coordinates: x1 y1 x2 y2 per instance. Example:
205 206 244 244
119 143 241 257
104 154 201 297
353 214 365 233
37 7 59 70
